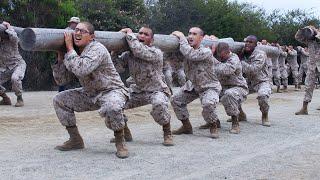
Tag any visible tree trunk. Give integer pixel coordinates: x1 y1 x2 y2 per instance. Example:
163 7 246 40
19 27 280 57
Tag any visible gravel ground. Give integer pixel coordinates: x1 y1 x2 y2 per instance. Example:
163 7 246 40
1 86 320 180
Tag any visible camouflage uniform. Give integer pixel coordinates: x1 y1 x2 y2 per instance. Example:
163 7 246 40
214 53 248 117
52 40 129 131
241 49 271 113
302 42 320 102
171 36 222 124
266 57 273 83
0 26 26 96
278 49 288 86
286 49 299 85
163 51 186 88
114 33 171 126
297 47 309 84
271 51 281 87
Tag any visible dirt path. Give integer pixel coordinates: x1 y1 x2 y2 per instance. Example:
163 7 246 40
1 86 320 179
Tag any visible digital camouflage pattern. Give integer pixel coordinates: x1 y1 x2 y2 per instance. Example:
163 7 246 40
0 26 26 96
52 40 128 131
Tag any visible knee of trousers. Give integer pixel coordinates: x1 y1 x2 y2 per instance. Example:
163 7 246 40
150 103 171 125
170 95 184 109
170 95 189 120
11 74 23 85
99 106 125 131
52 95 76 127
221 95 240 116
202 103 218 123
257 95 269 112
53 94 64 109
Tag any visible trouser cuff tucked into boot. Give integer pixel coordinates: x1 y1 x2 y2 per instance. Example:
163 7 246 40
295 101 308 115
0 93 12 105
114 130 129 159
163 123 174 146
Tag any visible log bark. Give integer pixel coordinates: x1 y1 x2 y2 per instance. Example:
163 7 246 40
295 26 316 44
19 27 280 57
0 24 24 38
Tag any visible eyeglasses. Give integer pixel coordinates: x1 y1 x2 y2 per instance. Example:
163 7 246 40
74 28 90 34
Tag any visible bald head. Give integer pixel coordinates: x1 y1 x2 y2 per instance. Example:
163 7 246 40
244 35 258 53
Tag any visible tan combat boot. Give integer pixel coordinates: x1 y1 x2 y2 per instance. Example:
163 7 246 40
110 122 133 143
55 126 84 151
230 116 240 134
15 95 24 107
172 119 193 135
295 101 308 115
114 130 129 159
199 119 221 129
282 86 288 92
261 112 271 127
0 93 12 105
210 122 219 139
297 84 301 89
294 85 299 91
162 123 174 146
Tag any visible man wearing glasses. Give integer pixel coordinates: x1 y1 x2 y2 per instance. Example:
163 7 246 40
52 22 130 159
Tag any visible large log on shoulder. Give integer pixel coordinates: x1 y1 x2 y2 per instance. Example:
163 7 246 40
19 27 280 57
295 26 317 44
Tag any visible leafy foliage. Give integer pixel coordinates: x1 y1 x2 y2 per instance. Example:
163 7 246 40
0 0 319 90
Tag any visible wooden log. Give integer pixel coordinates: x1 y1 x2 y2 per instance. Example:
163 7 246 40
0 24 24 38
295 26 316 44
19 27 280 57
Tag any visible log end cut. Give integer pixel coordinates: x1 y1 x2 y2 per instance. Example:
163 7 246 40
20 28 36 51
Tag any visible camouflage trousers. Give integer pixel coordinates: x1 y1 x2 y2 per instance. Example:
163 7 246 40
249 81 271 113
279 67 288 86
171 88 220 123
304 61 320 102
272 68 281 86
124 91 171 125
163 67 186 88
220 87 248 117
287 66 299 85
53 88 128 131
297 64 308 84
266 58 273 83
0 62 26 96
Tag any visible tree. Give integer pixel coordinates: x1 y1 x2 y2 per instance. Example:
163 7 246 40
147 0 206 34
268 9 320 46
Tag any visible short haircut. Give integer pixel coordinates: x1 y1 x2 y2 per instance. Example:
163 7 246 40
217 42 230 54
190 27 205 36
80 21 95 35
246 35 258 43
140 25 154 38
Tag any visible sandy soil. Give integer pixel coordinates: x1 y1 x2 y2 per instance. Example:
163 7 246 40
1 86 320 180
